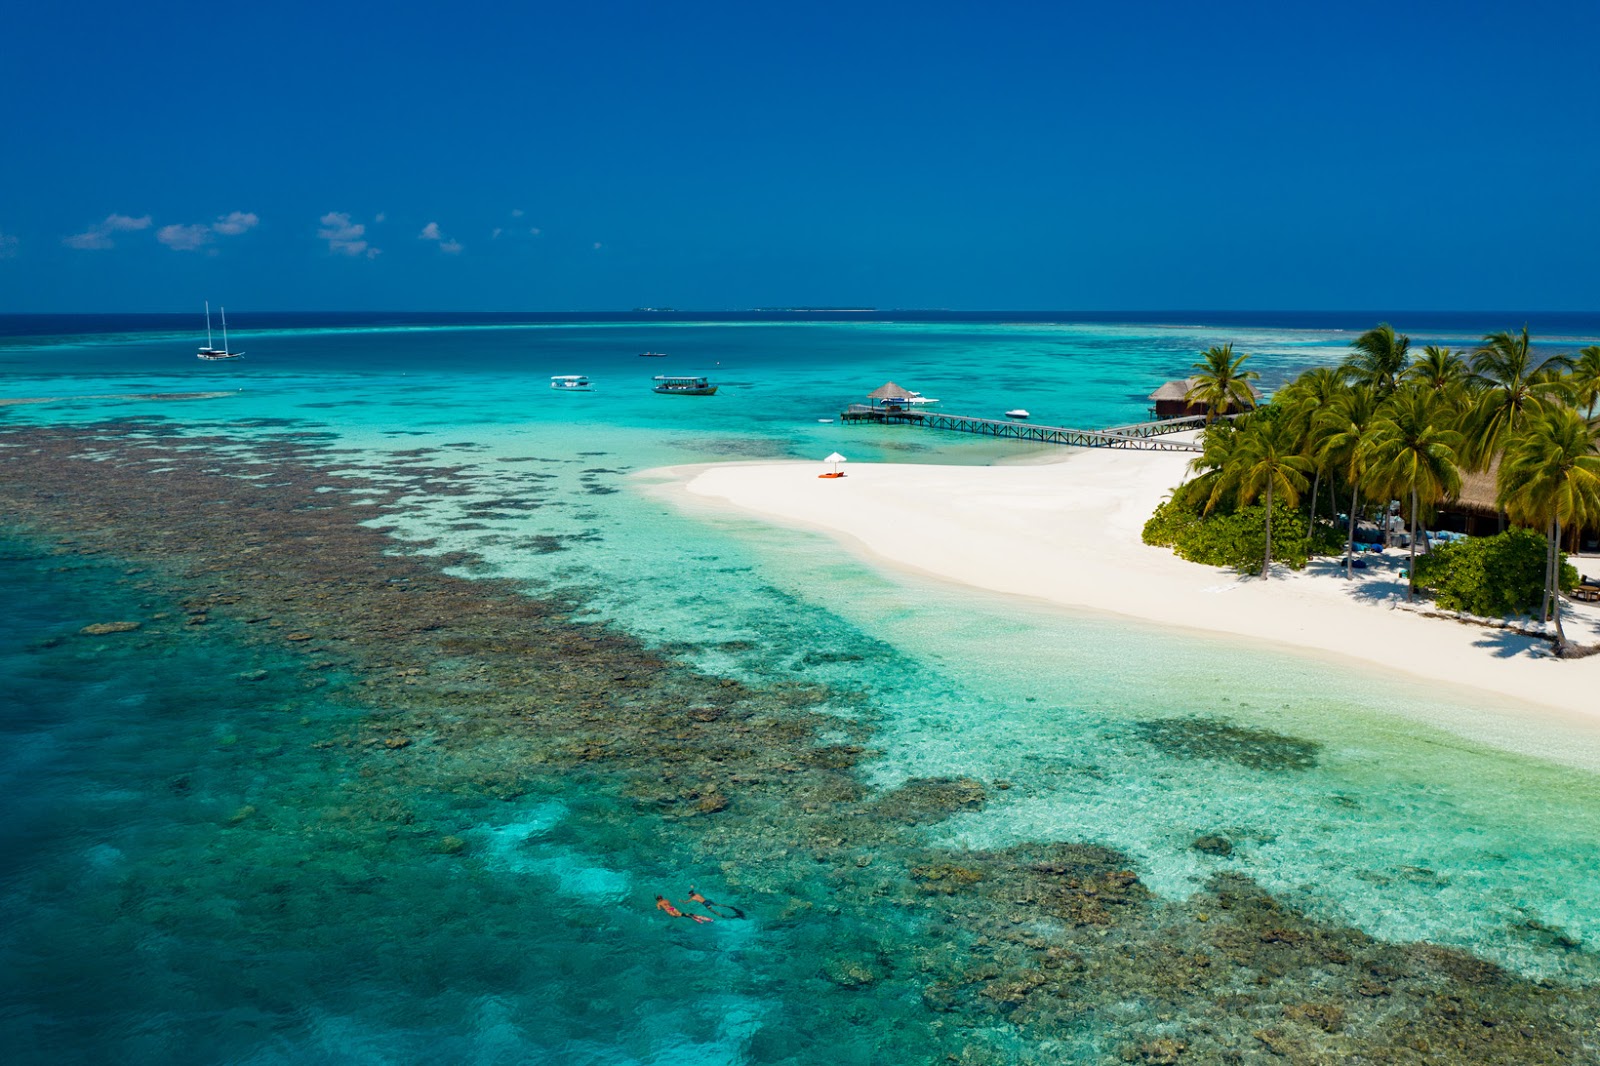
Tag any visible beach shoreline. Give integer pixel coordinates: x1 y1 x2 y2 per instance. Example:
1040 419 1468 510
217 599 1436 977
648 449 1600 727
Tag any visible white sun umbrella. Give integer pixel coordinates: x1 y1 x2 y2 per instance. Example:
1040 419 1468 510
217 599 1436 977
823 451 847 475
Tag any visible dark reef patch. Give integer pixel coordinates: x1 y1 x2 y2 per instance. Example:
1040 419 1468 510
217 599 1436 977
873 776 987 825
679 437 794 458
1133 716 1321 772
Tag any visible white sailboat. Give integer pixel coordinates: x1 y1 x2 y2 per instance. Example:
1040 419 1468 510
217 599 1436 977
197 302 244 361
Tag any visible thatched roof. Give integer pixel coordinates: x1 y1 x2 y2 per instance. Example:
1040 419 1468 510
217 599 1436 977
1148 377 1264 403
1148 379 1194 402
868 381 913 401
1443 458 1500 515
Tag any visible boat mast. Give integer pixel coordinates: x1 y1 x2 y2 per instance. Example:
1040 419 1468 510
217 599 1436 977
205 301 214 349
221 307 228 354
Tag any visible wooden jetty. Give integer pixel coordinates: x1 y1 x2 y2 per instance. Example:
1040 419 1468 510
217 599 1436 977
1096 414 1212 438
839 406 1203 452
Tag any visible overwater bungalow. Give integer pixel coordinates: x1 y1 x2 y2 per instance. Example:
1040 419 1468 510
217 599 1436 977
1148 377 1262 419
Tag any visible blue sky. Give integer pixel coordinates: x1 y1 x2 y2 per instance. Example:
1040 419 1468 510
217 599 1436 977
2 0 1597 311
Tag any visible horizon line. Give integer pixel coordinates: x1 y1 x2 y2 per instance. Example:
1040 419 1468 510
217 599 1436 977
5 307 1600 317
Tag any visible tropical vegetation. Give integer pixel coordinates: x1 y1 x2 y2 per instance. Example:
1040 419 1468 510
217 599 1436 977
1184 343 1259 423
1149 326 1600 645
1413 528 1576 618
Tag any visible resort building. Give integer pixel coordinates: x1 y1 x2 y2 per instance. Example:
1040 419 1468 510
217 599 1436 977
1148 378 1262 419
1434 461 1599 552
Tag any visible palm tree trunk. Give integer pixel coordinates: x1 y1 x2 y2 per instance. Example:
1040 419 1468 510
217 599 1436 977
1552 519 1568 651
1542 518 1556 624
1345 484 1360 578
1310 467 1321 524
1262 481 1274 579
1407 485 1419 602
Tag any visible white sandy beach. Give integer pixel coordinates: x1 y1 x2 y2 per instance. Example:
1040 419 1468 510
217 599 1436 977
661 448 1600 723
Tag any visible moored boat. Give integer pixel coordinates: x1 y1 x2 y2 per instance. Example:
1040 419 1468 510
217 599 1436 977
551 375 594 391
1004 409 1030 419
652 375 718 396
196 302 244 361
638 351 668 357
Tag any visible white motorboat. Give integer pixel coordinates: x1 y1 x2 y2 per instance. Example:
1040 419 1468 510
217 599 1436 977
1004 409 1030 420
551 375 595 391
905 392 940 406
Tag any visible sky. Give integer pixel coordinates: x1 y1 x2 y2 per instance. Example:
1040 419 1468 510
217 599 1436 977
2 0 1597 312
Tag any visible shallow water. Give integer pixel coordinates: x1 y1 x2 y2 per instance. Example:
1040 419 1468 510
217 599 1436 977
5 313 1600 1061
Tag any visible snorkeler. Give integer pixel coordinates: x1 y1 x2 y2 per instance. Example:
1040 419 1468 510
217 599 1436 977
687 887 745 920
656 895 714 923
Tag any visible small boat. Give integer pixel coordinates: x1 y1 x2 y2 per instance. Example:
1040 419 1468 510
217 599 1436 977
197 302 244 361
551 375 594 391
653 375 718 396
638 351 668 357
905 392 940 406
1005 409 1030 420
817 418 834 423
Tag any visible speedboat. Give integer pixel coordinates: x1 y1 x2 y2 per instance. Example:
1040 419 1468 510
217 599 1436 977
652 375 718 396
551 375 594 391
1005 409 1030 420
905 392 940 406
638 351 668 357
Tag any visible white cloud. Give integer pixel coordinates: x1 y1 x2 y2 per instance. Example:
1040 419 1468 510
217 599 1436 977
593 242 603 250
419 221 462 254
149 210 259 251
0 228 17 258
511 208 525 218
157 223 213 251
374 212 386 223
211 211 258 236
63 213 152 250
319 211 378 258
530 227 541 236
491 227 503 239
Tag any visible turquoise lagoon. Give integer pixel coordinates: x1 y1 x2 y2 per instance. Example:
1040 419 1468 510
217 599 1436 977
4 313 1600 1062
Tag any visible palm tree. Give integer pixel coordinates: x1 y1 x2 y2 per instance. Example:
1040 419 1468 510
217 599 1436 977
1182 417 1244 514
1342 323 1411 395
1317 386 1382 577
1186 344 1259 424
1570 345 1600 420
1462 326 1572 471
1497 407 1600 650
1226 415 1313 578
1277 367 1346 522
1404 345 1469 404
1364 388 1463 601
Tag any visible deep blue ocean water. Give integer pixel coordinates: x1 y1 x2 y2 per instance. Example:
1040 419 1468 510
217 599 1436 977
4 312 1600 1062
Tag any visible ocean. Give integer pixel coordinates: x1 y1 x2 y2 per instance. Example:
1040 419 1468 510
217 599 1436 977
4 311 1600 1063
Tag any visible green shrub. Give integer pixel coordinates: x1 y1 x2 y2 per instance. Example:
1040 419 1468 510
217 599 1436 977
1413 527 1579 616
1144 496 1317 573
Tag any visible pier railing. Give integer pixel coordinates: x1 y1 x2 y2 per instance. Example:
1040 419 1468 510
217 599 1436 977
839 406 1203 452
1097 414 1211 438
